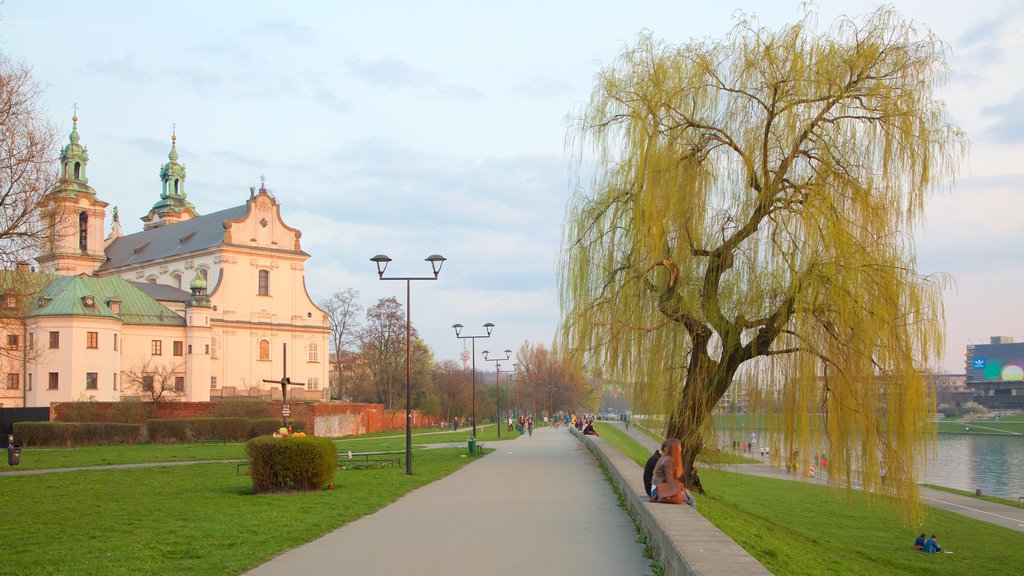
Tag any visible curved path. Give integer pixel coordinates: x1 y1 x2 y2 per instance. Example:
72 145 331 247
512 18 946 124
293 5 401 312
245 426 651 575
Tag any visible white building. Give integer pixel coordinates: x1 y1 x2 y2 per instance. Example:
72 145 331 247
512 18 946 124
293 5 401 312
0 117 329 408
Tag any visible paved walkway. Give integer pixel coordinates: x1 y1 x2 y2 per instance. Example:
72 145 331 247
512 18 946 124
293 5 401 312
245 426 651 575
620 423 1024 532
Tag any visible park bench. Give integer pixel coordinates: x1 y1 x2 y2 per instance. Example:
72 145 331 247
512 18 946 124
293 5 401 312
338 451 402 470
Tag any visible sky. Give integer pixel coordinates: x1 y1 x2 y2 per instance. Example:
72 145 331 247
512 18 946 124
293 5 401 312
1 1 1022 373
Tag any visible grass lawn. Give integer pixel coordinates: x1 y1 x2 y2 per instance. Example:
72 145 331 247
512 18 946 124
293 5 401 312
595 424 1024 575
595 423 759 465
936 418 1024 435
921 483 1022 508
0 447 477 575
6 425 523 471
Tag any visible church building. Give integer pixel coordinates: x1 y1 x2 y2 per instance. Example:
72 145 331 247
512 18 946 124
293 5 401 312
0 116 329 409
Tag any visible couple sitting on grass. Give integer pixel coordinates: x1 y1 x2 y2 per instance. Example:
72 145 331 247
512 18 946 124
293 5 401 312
644 438 696 509
914 533 942 554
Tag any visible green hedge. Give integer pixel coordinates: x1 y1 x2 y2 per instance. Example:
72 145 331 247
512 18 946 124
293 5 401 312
246 435 337 493
13 422 140 447
146 418 307 443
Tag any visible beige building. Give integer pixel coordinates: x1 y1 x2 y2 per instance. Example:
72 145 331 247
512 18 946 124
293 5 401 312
0 117 329 409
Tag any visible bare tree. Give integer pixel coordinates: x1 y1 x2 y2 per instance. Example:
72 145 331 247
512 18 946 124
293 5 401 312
359 297 410 409
0 53 59 398
319 288 362 400
515 341 593 416
121 359 186 408
431 359 470 423
0 52 58 270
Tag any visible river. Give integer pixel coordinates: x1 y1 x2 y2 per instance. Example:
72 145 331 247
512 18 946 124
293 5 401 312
926 434 1024 499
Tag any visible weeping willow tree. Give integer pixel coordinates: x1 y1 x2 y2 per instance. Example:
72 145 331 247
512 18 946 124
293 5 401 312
560 7 966 519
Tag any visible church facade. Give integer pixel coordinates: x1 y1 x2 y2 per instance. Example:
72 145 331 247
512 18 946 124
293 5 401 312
0 117 329 409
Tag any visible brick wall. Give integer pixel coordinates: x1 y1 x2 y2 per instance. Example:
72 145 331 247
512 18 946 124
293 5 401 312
50 400 442 437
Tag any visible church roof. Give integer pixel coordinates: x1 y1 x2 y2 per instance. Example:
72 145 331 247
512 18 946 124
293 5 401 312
129 281 191 303
33 275 184 326
99 204 250 271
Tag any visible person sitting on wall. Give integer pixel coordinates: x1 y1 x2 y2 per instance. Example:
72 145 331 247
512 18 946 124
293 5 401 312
643 443 666 495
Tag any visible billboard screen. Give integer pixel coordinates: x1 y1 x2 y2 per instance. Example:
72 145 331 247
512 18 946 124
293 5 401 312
969 342 1024 382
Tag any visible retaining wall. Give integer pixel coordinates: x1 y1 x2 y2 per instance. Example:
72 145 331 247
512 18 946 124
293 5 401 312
575 430 772 576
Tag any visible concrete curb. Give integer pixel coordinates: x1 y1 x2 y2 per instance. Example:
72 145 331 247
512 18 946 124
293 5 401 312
574 429 772 576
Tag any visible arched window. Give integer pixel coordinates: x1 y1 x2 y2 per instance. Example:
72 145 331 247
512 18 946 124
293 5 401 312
258 269 269 296
78 212 88 252
308 342 319 362
146 276 157 284
258 339 270 361
173 179 179 195
73 162 81 180
171 273 182 289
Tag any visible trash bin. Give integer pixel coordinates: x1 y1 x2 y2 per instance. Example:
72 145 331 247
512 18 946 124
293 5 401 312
467 437 476 455
7 444 21 467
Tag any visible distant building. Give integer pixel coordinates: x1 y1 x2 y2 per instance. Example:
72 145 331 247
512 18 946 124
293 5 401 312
963 336 1024 410
0 117 329 409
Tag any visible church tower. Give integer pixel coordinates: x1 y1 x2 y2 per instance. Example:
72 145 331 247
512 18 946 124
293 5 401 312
184 270 213 402
141 130 199 230
37 113 109 275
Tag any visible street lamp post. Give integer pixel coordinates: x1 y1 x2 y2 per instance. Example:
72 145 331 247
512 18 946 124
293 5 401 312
482 349 514 439
371 254 446 475
452 323 493 439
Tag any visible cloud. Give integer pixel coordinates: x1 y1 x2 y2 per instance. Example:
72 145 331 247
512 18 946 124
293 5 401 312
515 76 574 98
347 56 437 89
209 150 265 167
85 57 152 83
979 89 1024 143
344 57 482 99
123 136 172 157
437 84 485 100
167 65 225 91
246 20 315 45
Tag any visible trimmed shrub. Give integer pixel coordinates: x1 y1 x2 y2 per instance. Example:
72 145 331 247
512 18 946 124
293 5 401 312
187 417 250 441
64 423 140 445
146 419 190 443
247 435 337 493
13 422 62 446
145 418 308 443
12 422 140 446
